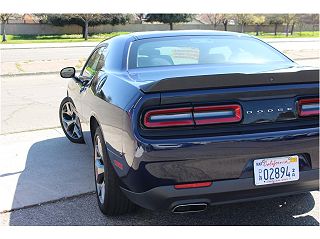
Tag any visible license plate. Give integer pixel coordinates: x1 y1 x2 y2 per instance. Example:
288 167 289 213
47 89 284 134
254 155 299 186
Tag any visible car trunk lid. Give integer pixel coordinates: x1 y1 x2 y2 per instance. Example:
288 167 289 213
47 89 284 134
127 64 318 93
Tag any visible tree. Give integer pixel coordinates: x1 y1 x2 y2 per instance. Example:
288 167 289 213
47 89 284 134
0 14 11 42
252 15 265 36
283 14 297 37
290 14 300 35
47 14 130 40
145 14 192 30
35 14 48 24
79 14 95 40
105 14 130 26
197 14 226 30
235 14 254 33
310 14 319 35
297 17 305 36
268 15 284 36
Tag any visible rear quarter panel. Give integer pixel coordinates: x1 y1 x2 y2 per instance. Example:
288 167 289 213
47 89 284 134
80 74 142 172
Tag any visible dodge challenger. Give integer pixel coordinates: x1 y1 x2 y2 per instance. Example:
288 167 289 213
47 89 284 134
59 30 319 215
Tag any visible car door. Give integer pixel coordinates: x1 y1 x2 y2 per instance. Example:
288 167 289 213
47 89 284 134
78 46 109 146
76 47 105 120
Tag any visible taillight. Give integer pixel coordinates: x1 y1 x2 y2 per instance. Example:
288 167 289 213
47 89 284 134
143 107 193 128
194 104 242 125
298 98 320 117
143 104 242 128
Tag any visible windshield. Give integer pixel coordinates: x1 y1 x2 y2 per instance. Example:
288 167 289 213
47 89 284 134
128 36 292 69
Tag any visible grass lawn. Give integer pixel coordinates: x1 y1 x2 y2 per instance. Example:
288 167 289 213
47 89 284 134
248 31 320 38
0 32 130 44
1 31 319 44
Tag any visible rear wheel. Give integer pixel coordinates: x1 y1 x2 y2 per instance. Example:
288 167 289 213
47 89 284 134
93 126 136 215
59 97 84 144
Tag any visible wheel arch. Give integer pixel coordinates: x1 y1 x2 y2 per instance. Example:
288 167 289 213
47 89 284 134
89 115 102 144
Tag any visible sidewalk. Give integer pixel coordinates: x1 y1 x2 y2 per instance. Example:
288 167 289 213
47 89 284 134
0 128 93 212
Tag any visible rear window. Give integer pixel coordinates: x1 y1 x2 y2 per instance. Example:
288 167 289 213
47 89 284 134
128 36 292 69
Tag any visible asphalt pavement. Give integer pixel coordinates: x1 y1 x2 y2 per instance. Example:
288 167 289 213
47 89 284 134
1 192 318 226
1 73 67 134
0 47 93 63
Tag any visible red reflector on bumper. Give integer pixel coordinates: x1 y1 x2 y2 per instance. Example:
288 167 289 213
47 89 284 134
174 181 212 189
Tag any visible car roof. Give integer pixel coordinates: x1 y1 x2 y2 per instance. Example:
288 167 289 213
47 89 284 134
128 30 249 40
99 30 250 46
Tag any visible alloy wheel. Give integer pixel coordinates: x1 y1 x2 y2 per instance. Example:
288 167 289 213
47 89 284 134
61 101 83 140
94 135 106 204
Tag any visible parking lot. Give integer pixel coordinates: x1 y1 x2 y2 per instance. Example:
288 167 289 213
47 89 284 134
0 38 319 226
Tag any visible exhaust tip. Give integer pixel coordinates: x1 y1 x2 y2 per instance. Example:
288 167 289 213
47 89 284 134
172 203 208 213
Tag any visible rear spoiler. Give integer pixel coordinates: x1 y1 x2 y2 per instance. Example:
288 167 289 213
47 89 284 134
140 69 319 93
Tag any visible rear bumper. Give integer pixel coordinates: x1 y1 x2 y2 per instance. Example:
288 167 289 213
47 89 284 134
119 127 319 192
121 169 319 211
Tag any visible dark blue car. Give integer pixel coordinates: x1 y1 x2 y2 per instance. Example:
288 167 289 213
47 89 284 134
59 30 319 215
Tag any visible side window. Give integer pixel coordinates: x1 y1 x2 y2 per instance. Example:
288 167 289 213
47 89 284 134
91 46 109 88
81 47 104 79
96 46 108 73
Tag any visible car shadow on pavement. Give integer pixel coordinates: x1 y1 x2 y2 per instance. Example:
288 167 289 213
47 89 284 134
6 136 319 226
7 136 94 215
7 191 319 226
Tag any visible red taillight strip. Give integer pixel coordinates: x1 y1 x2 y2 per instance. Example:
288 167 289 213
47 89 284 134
174 181 212 189
143 107 193 128
298 98 320 117
143 104 243 128
194 104 242 125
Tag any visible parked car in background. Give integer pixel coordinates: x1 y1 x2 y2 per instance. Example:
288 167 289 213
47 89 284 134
59 30 319 215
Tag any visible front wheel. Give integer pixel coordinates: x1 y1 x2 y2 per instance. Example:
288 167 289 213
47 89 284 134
59 97 84 144
93 126 136 215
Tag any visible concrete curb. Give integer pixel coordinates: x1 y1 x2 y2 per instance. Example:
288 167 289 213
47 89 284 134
0 126 61 136
0 45 96 50
0 70 82 77
0 71 61 77
0 42 97 50
0 191 95 213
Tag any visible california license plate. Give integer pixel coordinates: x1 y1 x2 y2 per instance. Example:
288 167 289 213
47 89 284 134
254 155 299 186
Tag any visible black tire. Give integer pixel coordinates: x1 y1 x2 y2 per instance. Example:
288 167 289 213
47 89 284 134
59 97 84 144
93 126 137 215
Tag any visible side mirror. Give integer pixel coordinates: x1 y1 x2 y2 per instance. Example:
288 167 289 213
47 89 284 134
60 67 76 78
